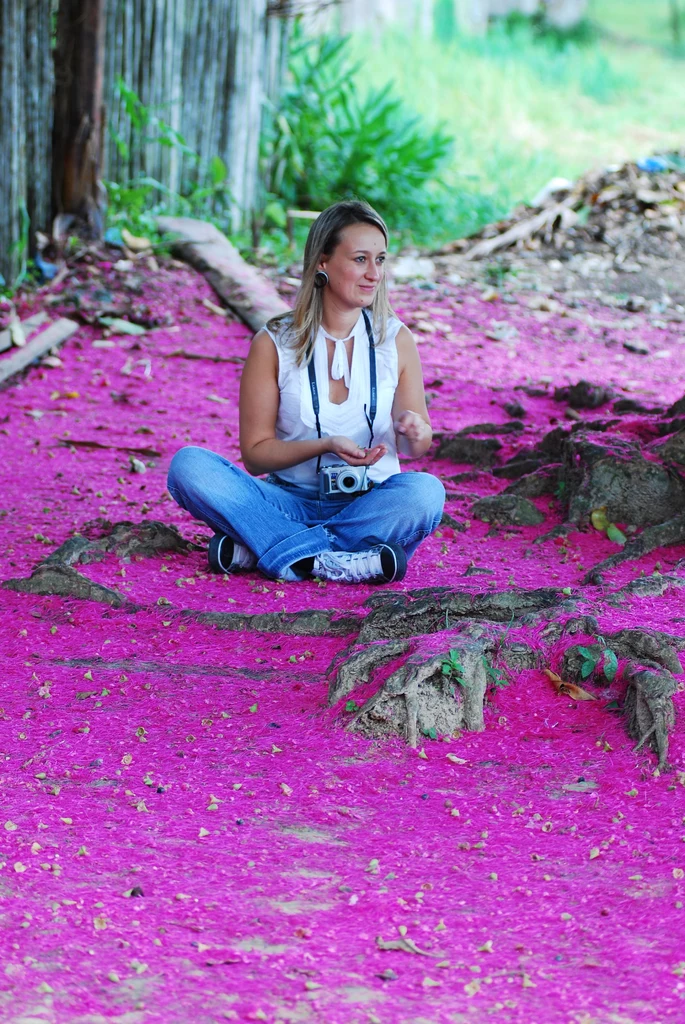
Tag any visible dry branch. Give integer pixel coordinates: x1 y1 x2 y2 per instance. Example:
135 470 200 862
157 217 290 331
0 318 79 385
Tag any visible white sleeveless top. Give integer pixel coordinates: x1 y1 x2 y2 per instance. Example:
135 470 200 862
264 312 403 489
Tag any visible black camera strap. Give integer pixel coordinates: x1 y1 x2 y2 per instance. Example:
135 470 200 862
308 309 377 473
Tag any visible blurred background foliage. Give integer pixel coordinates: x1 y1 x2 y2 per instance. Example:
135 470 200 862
102 0 685 259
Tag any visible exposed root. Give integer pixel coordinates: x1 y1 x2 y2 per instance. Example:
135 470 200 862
327 639 411 706
624 662 677 771
584 513 685 584
192 608 361 637
45 519 197 565
347 640 488 746
1 563 133 608
358 586 568 642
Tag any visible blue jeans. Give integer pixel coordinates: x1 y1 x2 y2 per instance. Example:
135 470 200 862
167 446 445 581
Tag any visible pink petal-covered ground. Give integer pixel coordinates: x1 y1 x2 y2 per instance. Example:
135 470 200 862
1 261 685 1024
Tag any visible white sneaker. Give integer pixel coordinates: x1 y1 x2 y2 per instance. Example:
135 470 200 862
208 533 257 574
312 543 407 584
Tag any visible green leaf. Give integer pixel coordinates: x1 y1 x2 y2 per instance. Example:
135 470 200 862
98 316 146 336
264 201 287 228
603 649 618 682
209 155 227 185
606 523 627 546
345 700 360 712
248 703 258 714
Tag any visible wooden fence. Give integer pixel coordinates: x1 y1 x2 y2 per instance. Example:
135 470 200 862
103 0 288 232
0 0 289 285
0 0 52 285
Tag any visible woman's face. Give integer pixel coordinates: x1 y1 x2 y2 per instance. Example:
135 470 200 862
319 222 387 310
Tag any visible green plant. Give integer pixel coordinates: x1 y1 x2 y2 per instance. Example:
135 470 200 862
577 645 619 681
441 649 469 687
260 24 455 245
483 658 509 689
105 82 235 244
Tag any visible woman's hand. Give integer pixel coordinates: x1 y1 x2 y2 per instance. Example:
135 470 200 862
327 435 388 466
394 410 432 456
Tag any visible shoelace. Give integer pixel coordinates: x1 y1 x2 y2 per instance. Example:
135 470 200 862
315 547 382 583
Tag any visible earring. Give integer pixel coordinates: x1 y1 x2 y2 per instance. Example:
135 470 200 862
313 270 328 289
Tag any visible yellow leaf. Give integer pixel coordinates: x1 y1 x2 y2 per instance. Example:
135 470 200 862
280 782 293 796
591 508 609 532
477 939 493 953
589 847 600 860
422 977 442 987
417 748 428 760
122 227 152 252
522 973 536 988
674 868 684 880
13 862 27 873
4 821 17 832
198 827 210 838
446 753 467 764
93 915 107 930
464 979 481 997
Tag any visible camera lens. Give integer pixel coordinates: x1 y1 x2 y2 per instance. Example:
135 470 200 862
337 472 359 493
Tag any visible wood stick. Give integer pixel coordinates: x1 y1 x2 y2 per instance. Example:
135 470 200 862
163 347 245 365
0 312 50 354
0 318 79 385
56 440 161 458
156 216 290 332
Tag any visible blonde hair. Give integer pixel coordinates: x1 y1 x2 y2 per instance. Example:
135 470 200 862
268 200 393 364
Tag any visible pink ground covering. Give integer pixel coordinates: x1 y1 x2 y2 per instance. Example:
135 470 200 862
1 261 684 1023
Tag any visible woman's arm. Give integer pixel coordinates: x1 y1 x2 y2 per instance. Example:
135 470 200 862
239 330 387 475
391 326 433 459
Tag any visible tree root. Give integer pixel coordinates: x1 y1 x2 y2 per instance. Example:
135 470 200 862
327 639 411 706
358 586 569 642
584 513 685 584
45 519 198 565
1 564 133 608
345 639 488 747
624 662 677 771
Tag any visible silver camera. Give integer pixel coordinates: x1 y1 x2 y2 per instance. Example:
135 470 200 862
319 463 370 497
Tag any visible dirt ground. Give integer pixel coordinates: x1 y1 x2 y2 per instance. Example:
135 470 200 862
1 250 685 1024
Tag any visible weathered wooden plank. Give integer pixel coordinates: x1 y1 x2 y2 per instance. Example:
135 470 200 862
0 319 80 386
25 1 53 251
0 312 50 355
0 0 27 285
157 216 289 331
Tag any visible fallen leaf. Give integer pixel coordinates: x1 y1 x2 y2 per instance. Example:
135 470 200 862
9 318 25 348
122 227 152 253
99 316 146 336
280 783 293 796
543 669 597 701
376 935 433 956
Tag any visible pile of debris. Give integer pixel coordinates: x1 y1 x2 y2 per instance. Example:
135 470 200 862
441 152 685 270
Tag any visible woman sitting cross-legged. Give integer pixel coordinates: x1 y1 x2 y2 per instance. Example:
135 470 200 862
167 199 445 585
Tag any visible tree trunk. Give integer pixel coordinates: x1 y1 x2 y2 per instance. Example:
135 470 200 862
52 0 107 240
0 0 27 284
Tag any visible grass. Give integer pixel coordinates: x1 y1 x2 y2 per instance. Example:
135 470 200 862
344 0 685 242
